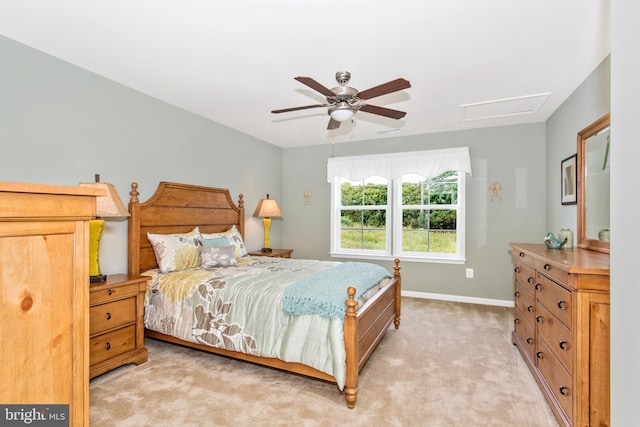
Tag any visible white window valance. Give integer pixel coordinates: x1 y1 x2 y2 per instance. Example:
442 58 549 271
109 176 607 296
327 147 472 182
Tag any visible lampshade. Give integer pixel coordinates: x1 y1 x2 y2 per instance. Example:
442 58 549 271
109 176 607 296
253 194 282 218
78 181 130 218
329 103 355 122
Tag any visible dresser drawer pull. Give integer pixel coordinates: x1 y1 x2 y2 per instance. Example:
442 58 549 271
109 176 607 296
536 351 543 359
559 341 569 351
519 252 525 258
559 386 569 396
108 289 114 296
535 283 541 291
557 300 567 310
544 264 551 271
514 291 520 298
514 266 520 273
105 342 111 350
514 318 520 325
526 337 534 345
527 276 534 284
106 312 112 320
536 315 543 323
527 305 534 312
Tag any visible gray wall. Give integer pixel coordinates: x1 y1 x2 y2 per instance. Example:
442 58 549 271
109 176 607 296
282 124 546 303
545 55 611 236
0 35 284 275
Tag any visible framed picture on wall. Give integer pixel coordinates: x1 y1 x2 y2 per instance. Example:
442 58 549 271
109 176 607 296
561 154 577 205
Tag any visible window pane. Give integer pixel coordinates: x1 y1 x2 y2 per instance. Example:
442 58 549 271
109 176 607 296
402 209 457 253
340 209 386 250
340 177 387 206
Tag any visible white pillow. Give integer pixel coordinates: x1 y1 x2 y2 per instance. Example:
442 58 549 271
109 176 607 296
147 227 202 273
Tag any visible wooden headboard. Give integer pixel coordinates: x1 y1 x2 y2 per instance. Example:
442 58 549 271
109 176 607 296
127 181 245 276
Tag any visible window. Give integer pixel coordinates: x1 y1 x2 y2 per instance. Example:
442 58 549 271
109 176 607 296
328 148 471 263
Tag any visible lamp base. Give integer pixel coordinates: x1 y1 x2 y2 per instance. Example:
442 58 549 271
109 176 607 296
260 248 273 253
90 274 107 283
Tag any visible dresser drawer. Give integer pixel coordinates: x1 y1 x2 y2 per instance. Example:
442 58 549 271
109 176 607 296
90 325 136 366
514 307 535 361
534 259 569 285
513 249 534 267
536 273 572 329
92 283 141 304
90 297 136 335
537 303 573 371
537 338 573 422
514 260 536 293
514 282 536 327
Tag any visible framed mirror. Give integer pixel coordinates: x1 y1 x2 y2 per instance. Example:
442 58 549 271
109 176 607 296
577 112 610 253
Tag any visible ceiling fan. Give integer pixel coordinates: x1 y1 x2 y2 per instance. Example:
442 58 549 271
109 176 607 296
271 71 411 130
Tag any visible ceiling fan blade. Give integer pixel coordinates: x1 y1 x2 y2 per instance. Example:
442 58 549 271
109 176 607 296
356 78 411 100
271 104 326 114
327 118 341 130
359 104 407 119
295 76 336 97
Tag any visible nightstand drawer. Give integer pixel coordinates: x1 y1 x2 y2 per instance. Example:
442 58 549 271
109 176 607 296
92 283 141 303
90 297 136 335
90 325 136 366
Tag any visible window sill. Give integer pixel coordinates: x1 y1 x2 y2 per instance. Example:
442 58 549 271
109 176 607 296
329 252 467 265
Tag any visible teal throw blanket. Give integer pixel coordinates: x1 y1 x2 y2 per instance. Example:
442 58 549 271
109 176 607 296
283 262 391 320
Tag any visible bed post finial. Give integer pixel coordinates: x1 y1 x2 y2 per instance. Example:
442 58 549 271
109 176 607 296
130 182 139 203
238 193 244 209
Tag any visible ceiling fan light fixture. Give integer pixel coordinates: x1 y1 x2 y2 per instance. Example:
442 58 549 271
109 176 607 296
329 103 355 122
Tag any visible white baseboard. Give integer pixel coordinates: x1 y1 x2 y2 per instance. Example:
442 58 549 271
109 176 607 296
401 290 514 308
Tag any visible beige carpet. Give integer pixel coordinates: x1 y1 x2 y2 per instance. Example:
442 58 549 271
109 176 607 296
90 298 559 427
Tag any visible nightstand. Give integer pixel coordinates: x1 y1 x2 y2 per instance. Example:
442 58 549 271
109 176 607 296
89 274 148 378
248 248 293 258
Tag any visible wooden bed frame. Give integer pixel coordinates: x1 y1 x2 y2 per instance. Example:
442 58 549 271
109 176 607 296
127 181 401 408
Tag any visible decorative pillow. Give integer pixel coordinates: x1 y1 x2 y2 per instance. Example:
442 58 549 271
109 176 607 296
147 227 202 273
199 245 238 267
201 225 248 258
202 236 230 247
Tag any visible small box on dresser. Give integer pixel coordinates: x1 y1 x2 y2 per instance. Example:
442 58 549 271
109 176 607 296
510 243 610 427
89 274 148 378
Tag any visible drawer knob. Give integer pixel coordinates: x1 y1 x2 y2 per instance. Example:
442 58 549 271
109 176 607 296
536 315 543 323
543 264 551 271
559 386 569 396
519 252 525 258
536 351 543 359
514 266 520 273
527 305 534 313
527 276 534 284
514 318 520 325
106 312 112 320
106 342 111 350
514 291 520 298
535 283 541 291
557 300 567 310
559 340 569 351
108 289 114 295
526 337 534 345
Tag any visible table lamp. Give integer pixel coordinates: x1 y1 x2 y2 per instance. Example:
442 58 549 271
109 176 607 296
253 194 282 253
79 174 130 282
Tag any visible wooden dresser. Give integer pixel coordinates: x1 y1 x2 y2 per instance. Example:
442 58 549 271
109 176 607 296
510 243 610 427
0 182 103 427
89 274 148 378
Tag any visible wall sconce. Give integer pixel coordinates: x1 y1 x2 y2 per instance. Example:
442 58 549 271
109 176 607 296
253 194 283 253
489 181 502 201
79 174 130 282
304 190 312 205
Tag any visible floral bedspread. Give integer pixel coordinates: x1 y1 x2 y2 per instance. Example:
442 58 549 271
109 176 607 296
142 256 385 389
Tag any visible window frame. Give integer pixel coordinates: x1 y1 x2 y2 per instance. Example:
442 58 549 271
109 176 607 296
330 172 466 264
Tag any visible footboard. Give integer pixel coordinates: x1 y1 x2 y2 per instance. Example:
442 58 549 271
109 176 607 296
343 258 401 408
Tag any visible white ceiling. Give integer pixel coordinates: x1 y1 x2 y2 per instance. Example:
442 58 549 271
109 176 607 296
0 1 610 148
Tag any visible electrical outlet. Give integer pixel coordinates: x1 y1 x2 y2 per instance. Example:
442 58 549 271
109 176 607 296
466 268 474 279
